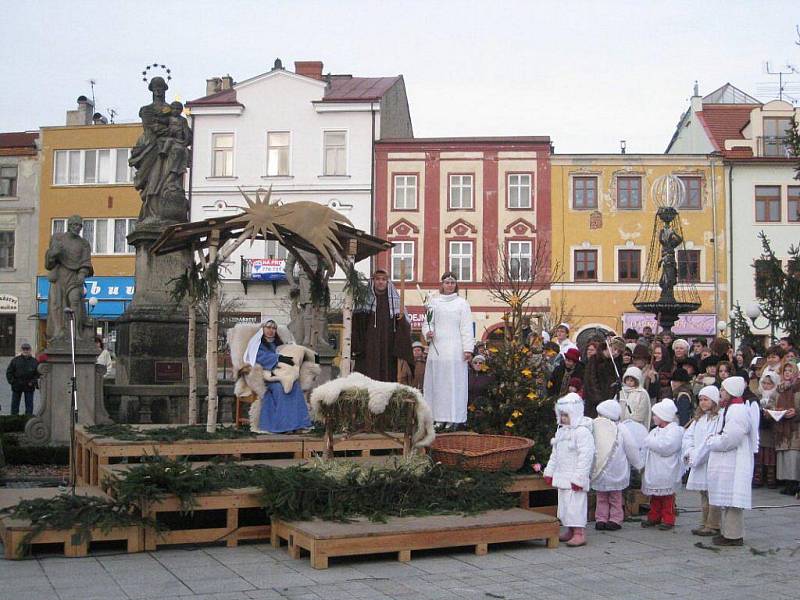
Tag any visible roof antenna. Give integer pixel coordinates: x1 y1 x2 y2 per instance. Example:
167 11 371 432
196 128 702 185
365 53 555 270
107 108 118 124
88 78 97 108
765 62 793 101
693 80 699 96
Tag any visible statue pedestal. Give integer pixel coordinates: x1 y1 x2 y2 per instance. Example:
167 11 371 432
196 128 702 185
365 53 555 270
115 222 207 386
25 340 111 445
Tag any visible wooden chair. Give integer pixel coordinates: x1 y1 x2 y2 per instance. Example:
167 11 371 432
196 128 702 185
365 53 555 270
235 393 257 428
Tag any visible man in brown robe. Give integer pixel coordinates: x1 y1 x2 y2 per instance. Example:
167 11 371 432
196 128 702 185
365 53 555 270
352 269 414 383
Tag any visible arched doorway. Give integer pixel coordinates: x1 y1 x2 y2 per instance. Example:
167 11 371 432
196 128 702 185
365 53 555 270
575 325 614 352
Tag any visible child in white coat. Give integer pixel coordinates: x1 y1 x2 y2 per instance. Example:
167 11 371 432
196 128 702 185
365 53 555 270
591 399 644 530
706 376 754 546
618 366 651 428
682 385 721 536
544 392 595 547
641 398 684 530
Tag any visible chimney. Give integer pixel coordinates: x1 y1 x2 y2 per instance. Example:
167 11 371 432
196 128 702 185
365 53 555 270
294 61 324 80
92 112 108 125
220 75 234 90
66 95 94 126
206 77 222 96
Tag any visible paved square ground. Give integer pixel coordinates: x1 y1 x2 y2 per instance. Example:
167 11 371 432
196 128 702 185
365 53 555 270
1 487 798 600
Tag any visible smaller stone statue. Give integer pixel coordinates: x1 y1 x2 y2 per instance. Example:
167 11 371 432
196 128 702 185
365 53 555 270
45 215 94 342
657 207 682 303
284 250 333 353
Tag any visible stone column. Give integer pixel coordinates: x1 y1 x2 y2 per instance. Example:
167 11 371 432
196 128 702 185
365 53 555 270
114 222 207 386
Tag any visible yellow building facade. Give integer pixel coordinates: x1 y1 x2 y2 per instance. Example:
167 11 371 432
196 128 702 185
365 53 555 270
550 154 727 345
38 123 143 345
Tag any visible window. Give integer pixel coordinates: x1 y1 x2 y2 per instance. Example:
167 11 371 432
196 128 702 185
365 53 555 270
508 241 532 281
449 241 473 282
678 176 702 209
393 175 417 210
266 132 290 176
449 174 473 209
507 174 532 208
755 185 781 222
788 186 800 223
574 249 598 281
53 148 132 185
618 249 641 282
0 231 13 268
616 176 642 209
572 176 597 209
0 167 18 197
265 240 288 259
763 117 792 157
52 218 136 255
212 133 234 177
677 250 701 283
323 131 347 176
391 241 414 281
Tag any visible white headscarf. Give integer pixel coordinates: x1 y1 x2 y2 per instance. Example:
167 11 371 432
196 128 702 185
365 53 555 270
243 320 294 367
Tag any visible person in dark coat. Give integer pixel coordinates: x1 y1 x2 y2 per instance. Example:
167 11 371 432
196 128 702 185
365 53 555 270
352 269 414 383
6 343 39 415
548 347 584 400
584 338 625 418
670 367 694 426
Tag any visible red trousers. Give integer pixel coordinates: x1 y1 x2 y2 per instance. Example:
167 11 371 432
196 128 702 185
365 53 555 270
647 494 676 526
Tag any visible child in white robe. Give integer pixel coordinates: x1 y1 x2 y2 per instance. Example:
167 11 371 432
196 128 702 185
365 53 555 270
544 392 595 547
706 376 754 546
682 385 721 536
641 398 684 530
591 399 644 530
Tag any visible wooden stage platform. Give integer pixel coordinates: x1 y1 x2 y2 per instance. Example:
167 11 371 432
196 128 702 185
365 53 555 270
74 424 406 487
271 509 560 569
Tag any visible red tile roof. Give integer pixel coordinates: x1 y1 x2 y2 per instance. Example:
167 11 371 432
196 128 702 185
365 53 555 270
0 131 38 149
695 104 756 157
187 73 401 107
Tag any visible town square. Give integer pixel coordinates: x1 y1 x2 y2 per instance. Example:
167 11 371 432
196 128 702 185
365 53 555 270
1 2 799 599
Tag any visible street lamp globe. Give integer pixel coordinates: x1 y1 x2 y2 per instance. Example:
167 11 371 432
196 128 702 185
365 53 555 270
728 309 737 320
745 303 761 321
717 320 727 333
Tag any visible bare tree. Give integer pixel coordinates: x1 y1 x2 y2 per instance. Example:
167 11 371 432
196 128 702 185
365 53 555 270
482 240 562 342
539 291 578 338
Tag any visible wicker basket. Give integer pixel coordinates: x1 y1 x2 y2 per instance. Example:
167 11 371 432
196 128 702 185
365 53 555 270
430 433 534 471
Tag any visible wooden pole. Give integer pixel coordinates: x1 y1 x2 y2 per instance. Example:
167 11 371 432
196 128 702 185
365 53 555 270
339 239 359 377
187 245 198 425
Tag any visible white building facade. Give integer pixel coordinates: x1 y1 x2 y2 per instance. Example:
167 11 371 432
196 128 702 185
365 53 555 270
667 84 799 343
186 60 412 324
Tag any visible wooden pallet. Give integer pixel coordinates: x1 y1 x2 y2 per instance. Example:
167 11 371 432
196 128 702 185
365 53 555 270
75 425 306 486
301 432 405 458
506 474 557 516
271 508 559 569
0 486 143 560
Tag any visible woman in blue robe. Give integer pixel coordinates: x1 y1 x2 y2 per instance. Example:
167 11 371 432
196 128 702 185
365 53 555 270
253 321 312 433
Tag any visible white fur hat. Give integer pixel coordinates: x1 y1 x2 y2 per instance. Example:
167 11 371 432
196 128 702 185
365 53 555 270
698 385 721 405
557 322 570 332
721 376 746 398
652 398 678 423
596 399 621 421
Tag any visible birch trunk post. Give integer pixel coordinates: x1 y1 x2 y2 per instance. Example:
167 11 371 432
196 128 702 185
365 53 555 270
338 239 359 377
205 230 221 433
397 261 406 382
187 301 198 425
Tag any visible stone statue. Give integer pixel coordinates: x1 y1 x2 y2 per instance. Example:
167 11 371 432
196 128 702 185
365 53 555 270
129 77 191 225
284 250 333 353
44 215 94 342
657 207 682 302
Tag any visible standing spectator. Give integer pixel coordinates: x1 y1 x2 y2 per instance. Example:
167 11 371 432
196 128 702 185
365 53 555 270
95 336 113 377
548 348 584 400
699 355 720 387
755 371 780 488
779 337 794 353
691 338 708 361
646 342 673 400
6 342 39 416
660 331 675 358
670 367 694 426
774 358 800 496
467 354 492 412
584 338 623 418
554 323 578 357
631 344 651 371
763 345 785 376
641 326 654 345
624 328 640 346
710 336 731 361
706 376 754 546
410 341 427 391
672 338 691 365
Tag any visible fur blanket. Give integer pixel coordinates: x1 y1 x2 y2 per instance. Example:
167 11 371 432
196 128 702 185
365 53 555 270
309 372 436 448
228 323 321 433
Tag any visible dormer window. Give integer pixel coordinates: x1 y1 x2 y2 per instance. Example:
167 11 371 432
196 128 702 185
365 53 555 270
763 117 792 157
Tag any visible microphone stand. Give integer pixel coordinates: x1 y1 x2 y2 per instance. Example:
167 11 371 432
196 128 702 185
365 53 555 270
65 308 78 496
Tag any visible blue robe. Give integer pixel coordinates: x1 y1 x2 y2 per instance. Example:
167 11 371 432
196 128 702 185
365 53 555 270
255 341 312 433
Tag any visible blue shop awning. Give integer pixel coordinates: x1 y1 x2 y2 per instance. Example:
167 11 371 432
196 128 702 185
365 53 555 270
37 276 135 319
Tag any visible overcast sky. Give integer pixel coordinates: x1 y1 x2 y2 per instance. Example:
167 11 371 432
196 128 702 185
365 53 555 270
3 0 798 153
